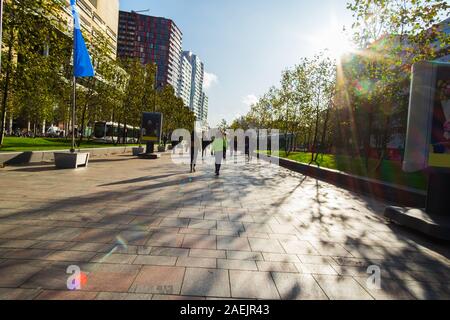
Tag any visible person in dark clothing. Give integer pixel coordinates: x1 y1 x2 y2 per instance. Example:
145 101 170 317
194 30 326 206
213 134 226 176
190 131 200 173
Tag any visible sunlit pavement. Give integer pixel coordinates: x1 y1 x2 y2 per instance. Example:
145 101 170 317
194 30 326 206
0 153 449 300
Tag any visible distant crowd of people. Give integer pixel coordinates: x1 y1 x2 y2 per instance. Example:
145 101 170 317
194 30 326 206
187 130 256 177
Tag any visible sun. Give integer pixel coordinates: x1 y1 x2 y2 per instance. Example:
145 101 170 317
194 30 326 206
306 21 356 61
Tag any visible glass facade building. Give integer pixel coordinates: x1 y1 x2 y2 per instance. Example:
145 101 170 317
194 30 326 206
117 11 182 89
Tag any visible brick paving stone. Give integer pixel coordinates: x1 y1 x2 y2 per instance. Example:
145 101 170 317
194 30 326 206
189 249 226 259
210 230 239 237
268 224 298 235
176 257 217 268
130 266 185 295
36 290 98 300
0 154 448 299
153 294 206 300
46 250 97 263
31 241 73 250
181 268 230 298
295 263 338 275
263 253 300 263
81 263 141 293
0 273 40 288
147 232 184 248
178 210 205 220
298 255 336 265
118 231 150 246
150 247 189 257
248 238 285 253
217 259 258 271
0 239 37 249
91 253 137 264
129 216 163 227
68 242 112 253
2 248 53 260
280 240 319 255
229 270 280 299
217 221 244 232
21 263 77 290
203 212 229 221
240 232 270 239
228 214 254 223
134 255 177 266
217 236 251 251
352 277 416 300
179 228 210 235
243 223 273 233
182 234 217 250
96 292 153 300
188 219 217 230
160 218 190 228
73 229 118 244
269 234 299 241
226 251 264 261
257 261 298 273
313 275 373 300
0 288 42 300
309 241 353 257
272 273 329 300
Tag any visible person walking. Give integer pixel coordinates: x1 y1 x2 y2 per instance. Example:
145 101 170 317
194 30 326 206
223 133 228 161
212 133 225 176
190 131 200 173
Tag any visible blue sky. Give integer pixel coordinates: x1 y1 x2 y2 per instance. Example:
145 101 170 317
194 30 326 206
119 0 355 126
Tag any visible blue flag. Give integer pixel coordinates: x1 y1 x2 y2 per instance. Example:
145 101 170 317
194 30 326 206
70 0 94 77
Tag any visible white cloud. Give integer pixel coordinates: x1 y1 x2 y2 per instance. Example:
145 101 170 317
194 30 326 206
203 72 219 90
242 94 258 107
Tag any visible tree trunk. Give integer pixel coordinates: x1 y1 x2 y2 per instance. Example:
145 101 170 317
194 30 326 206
77 101 88 147
78 79 96 147
374 115 391 172
8 112 13 135
114 116 121 146
363 107 374 171
315 105 331 162
311 106 321 164
0 26 15 146
122 118 128 145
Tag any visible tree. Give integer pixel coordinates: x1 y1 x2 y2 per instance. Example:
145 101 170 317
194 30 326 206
342 0 449 170
0 0 67 144
75 30 119 146
307 54 336 164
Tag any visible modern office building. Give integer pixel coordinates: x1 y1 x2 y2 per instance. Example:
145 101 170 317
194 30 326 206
181 51 204 119
178 54 193 107
63 0 119 57
117 11 183 89
200 92 209 122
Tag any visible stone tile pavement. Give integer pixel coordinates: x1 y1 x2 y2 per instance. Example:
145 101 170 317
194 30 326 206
0 153 449 300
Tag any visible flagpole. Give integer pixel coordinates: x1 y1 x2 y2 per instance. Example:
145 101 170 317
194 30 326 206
71 76 76 153
69 0 93 154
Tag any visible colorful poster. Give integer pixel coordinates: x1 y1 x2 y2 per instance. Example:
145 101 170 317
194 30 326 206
141 112 163 143
429 64 450 168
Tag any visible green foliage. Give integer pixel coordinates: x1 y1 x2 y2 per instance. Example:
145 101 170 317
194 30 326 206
0 1 196 148
0 0 70 145
236 53 337 159
268 150 427 190
339 0 449 169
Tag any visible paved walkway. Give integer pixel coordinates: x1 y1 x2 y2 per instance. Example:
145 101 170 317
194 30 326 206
0 153 449 300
